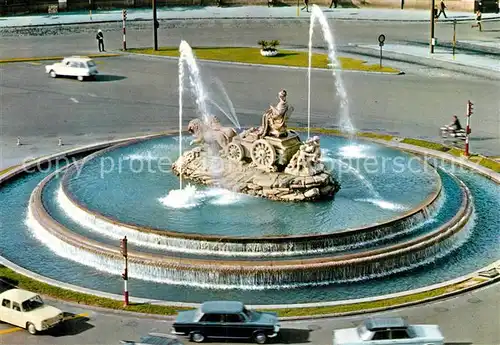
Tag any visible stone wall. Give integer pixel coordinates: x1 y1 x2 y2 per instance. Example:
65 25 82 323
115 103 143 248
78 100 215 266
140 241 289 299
1 0 475 16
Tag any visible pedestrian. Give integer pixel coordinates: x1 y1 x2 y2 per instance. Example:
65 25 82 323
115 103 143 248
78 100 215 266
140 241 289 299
436 0 447 18
301 0 309 12
471 10 482 31
329 0 338 8
96 29 105 52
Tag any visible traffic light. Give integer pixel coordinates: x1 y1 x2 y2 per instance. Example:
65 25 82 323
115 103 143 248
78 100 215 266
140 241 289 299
467 100 473 117
122 9 127 20
121 268 128 280
120 236 128 257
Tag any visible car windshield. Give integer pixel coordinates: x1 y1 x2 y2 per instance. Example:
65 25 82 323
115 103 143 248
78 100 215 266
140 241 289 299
21 295 44 312
87 61 96 67
357 324 371 341
242 307 254 320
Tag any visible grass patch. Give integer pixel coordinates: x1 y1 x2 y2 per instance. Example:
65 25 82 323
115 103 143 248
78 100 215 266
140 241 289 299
401 138 450 152
357 132 394 141
0 265 190 315
0 165 17 176
128 47 400 73
0 265 469 317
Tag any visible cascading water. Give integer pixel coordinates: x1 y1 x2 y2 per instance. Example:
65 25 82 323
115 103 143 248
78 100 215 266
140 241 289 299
308 5 355 138
160 41 238 208
206 76 241 129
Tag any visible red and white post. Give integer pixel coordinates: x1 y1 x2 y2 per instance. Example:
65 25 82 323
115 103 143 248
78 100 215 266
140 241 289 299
120 236 129 306
122 9 127 51
465 100 473 157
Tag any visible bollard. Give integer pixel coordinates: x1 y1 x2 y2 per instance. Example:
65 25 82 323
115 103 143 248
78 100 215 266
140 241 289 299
16 137 21 146
58 137 63 146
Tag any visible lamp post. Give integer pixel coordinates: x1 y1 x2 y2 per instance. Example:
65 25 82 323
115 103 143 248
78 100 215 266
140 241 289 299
430 0 436 54
152 0 158 51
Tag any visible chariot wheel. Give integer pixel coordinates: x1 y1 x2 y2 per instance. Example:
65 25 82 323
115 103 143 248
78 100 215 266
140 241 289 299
251 139 276 168
226 142 244 161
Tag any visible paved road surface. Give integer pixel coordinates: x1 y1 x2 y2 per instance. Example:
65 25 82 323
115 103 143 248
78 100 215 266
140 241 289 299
1 19 499 59
0 283 498 344
1 54 499 170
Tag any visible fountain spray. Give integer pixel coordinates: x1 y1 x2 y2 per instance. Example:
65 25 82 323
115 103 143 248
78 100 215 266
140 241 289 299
308 5 355 137
178 43 185 190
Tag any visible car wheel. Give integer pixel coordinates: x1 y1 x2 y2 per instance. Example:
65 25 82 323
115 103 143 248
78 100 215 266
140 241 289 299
254 332 267 344
77 75 84 81
190 331 205 343
49 70 57 78
26 322 37 335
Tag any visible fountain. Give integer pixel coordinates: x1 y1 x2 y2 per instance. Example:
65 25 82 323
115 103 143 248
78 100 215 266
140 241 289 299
0 7 498 306
172 89 341 202
308 4 354 137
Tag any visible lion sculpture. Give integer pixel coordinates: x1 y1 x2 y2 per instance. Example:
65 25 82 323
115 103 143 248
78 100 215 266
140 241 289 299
187 115 238 151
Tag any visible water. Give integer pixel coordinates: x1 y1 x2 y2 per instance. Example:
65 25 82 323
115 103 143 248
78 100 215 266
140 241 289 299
0 157 498 302
63 135 439 237
308 5 354 137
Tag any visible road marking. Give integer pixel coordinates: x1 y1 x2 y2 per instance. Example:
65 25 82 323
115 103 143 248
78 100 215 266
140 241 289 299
26 62 41 66
70 97 79 103
0 313 89 336
88 93 97 97
0 326 23 335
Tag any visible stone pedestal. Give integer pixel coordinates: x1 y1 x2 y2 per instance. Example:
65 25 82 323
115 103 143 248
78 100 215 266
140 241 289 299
172 147 340 202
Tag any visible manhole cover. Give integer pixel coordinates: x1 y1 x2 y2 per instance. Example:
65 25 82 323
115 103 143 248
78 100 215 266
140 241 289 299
467 297 482 303
307 324 321 331
434 307 449 312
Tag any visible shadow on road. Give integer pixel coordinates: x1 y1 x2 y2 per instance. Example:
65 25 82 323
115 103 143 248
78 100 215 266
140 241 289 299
94 74 127 82
47 313 94 337
444 343 473 345
278 328 311 343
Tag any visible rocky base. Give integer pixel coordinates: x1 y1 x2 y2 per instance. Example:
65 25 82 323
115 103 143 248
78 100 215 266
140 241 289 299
172 147 340 202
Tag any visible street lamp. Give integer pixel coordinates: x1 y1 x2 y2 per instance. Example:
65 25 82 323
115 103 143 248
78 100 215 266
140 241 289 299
430 0 436 53
152 0 158 51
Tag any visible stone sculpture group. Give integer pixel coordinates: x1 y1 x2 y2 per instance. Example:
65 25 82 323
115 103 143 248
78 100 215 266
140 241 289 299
172 90 340 201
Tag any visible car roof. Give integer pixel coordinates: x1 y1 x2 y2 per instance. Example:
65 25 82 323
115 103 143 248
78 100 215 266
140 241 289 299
364 317 408 331
0 288 38 301
200 301 244 314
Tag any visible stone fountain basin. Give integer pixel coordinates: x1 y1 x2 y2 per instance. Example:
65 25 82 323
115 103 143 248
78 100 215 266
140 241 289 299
28 166 473 288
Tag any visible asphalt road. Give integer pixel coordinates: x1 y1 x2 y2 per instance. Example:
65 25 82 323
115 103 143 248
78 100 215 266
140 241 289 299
1 54 499 169
0 283 498 345
0 19 499 59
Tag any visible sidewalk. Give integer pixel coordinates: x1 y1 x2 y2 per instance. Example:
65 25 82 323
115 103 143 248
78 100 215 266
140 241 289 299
345 43 500 77
1 7 499 28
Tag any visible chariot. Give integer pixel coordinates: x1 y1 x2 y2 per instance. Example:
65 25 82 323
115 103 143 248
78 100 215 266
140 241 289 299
225 130 302 171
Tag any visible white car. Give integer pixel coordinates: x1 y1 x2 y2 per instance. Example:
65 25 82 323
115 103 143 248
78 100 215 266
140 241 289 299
333 317 444 345
45 56 98 81
0 288 64 335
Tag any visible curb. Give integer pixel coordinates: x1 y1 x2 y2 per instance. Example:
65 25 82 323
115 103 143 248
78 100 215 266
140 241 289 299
0 53 121 64
122 50 404 75
1 14 499 29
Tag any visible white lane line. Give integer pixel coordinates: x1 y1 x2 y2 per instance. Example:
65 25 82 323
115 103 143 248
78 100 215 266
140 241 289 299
70 97 79 103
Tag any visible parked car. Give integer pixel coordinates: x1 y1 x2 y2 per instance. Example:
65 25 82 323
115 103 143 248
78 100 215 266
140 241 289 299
333 317 444 345
120 332 183 345
171 301 280 344
45 56 98 81
0 288 64 335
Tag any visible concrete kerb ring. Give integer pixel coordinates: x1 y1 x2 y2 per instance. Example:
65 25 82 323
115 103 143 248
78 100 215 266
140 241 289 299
0 130 499 316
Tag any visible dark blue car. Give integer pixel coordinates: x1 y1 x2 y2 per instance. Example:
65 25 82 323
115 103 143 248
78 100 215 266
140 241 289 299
171 301 280 344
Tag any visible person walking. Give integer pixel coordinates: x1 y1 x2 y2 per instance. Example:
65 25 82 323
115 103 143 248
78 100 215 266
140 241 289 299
301 0 309 12
436 0 447 18
329 0 338 8
471 10 482 31
96 29 105 52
